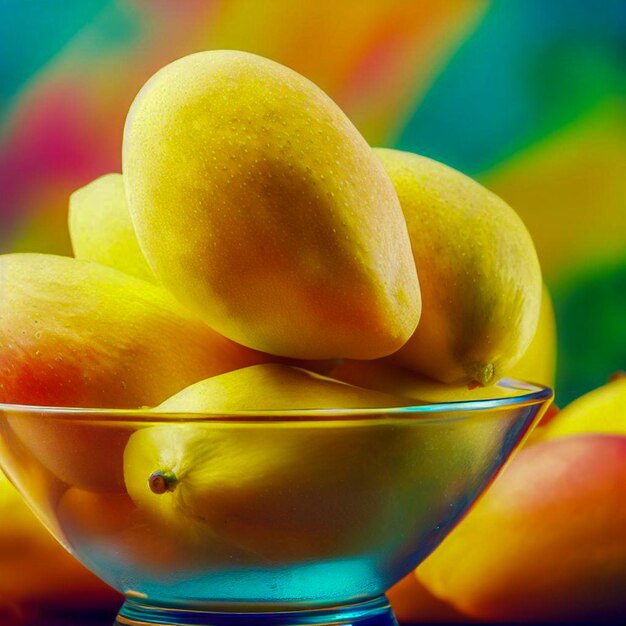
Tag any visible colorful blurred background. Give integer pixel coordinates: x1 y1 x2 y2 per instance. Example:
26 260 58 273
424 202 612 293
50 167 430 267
1 0 625 406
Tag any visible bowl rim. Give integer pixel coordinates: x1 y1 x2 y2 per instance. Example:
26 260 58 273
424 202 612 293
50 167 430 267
0 378 553 423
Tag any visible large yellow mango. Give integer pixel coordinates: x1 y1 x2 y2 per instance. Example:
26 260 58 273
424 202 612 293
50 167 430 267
374 148 541 385
123 51 420 360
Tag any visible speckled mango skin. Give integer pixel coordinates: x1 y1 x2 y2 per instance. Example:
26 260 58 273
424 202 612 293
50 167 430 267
0 254 269 408
375 148 542 385
123 51 420 360
69 173 156 283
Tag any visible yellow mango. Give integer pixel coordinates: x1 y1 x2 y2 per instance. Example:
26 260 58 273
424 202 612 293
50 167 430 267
374 148 542 385
124 365 409 561
156 363 408 413
123 51 420 360
416 435 626 622
0 253 268 409
69 173 155 282
508 284 557 388
0 472 119 617
330 359 520 402
540 376 626 440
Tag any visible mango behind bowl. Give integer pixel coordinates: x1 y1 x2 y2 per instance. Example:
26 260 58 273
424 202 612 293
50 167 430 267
540 376 626 440
0 254 270 491
417 435 626 622
124 50 420 360
0 472 120 617
388 571 474 624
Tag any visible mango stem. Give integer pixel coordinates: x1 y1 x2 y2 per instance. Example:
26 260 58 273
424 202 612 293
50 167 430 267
148 469 178 494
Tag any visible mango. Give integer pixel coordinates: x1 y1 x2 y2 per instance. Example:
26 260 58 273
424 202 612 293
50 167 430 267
69 173 155 282
156 363 408 413
416 435 626 622
0 253 270 490
330 360 521 403
508 284 557 388
330 284 555 402
0 472 120 618
56 488 231 579
124 365 409 562
0 253 268 408
123 50 420 360
388 572 472 624
374 148 542 386
540 376 626 440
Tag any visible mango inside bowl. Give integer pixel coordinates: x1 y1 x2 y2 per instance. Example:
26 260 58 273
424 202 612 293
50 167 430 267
0 379 551 626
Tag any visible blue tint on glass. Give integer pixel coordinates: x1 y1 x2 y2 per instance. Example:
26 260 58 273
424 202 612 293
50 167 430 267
117 595 398 626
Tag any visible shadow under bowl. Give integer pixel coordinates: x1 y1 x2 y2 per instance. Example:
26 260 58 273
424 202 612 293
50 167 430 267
0 379 552 626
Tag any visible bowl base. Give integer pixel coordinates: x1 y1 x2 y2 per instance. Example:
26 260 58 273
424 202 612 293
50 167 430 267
115 595 398 626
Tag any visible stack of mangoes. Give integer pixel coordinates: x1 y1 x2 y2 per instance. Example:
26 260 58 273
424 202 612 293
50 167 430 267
0 50 623 621
0 50 545 409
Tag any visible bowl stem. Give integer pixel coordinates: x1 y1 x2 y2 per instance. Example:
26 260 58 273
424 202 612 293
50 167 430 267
115 595 398 626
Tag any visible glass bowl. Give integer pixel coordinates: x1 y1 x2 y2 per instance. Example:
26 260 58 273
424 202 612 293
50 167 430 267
0 379 552 626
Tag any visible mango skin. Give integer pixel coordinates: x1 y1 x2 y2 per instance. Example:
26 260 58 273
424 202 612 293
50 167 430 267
124 51 420 359
540 376 626 440
124 365 409 562
417 435 626 622
0 253 269 409
331 283 555 402
374 148 541 385
0 472 120 617
387 572 472 624
508 284 557 388
156 363 409 413
69 173 155 282
330 360 522 403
